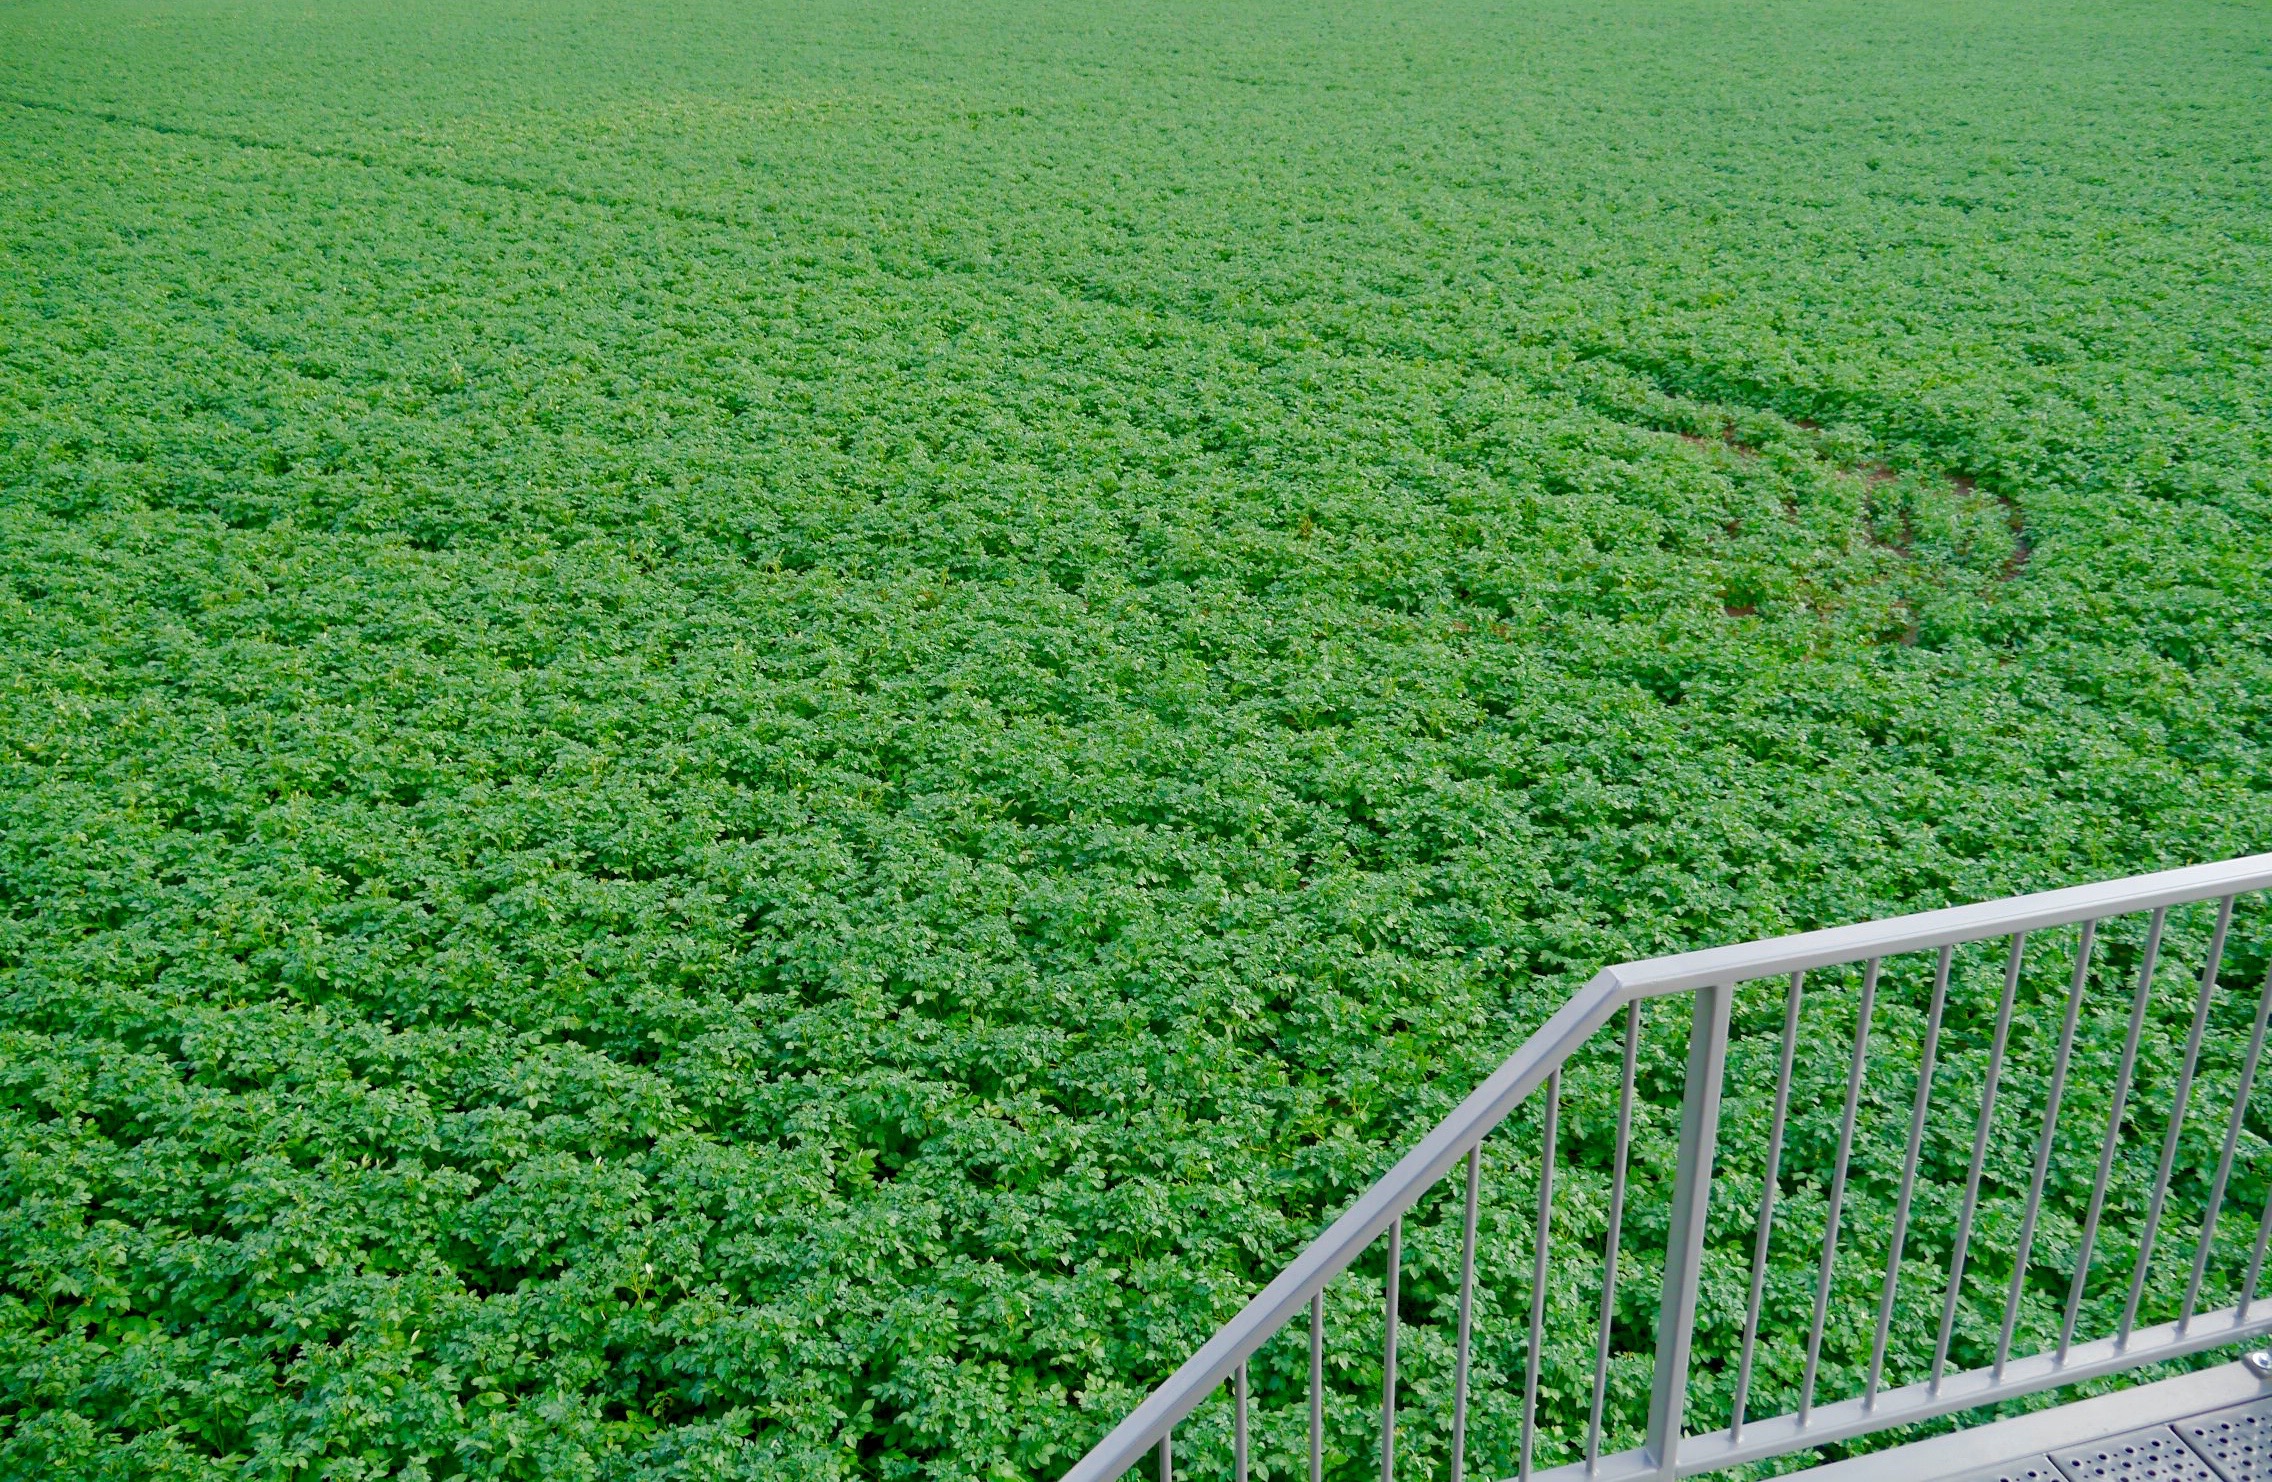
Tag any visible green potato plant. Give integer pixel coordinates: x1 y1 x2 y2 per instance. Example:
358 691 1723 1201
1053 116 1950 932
1 0 2268 1477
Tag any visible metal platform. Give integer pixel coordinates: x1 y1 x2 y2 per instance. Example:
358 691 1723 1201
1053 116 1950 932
1801 1361 2272 1482
1058 855 2272 1482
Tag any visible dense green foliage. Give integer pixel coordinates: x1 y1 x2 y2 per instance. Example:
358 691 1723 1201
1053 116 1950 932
2 0 2270 1477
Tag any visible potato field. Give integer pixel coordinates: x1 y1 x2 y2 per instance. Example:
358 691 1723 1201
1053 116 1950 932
2 0 2270 1478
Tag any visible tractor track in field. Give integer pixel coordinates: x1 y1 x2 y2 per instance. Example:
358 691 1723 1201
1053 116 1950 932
4 94 753 232
8 93 2036 599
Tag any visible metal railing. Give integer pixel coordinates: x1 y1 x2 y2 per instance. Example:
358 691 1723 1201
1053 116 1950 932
1061 853 2272 1482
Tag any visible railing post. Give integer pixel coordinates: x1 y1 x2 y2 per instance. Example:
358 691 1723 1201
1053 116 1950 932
1646 981 1734 1480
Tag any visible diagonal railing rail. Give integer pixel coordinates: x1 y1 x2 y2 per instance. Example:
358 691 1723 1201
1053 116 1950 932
1061 853 2272 1482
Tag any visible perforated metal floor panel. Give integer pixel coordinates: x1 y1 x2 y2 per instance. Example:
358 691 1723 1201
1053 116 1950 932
2180 1396 2272 1482
2052 1427 2222 1482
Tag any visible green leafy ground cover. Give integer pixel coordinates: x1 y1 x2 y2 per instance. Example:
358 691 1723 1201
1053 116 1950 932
2 0 2270 1477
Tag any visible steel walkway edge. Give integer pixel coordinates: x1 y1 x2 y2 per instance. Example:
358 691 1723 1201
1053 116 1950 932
1803 1359 2272 1482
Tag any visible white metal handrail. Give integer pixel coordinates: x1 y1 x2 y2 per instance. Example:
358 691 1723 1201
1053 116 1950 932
1061 852 2272 1482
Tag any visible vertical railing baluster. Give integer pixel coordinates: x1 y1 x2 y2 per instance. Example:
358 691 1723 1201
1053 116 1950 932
2243 1189 2272 1324
1646 981 1733 1481
1452 1145 1481 1482
2241 975 2272 1328
1801 958 1878 1424
2119 898 2233 1346
2060 907 2165 1362
1588 1003 1641 1473
1868 945 1952 1408
1996 921 2096 1378
1310 1292 1324 1482
1234 1362 1249 1482
1159 1431 1172 1482
1933 933 2025 1393
1522 1071 1560 1482
1381 1218 1400 1482
2180 963 2272 1333
1730 972 1803 1442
